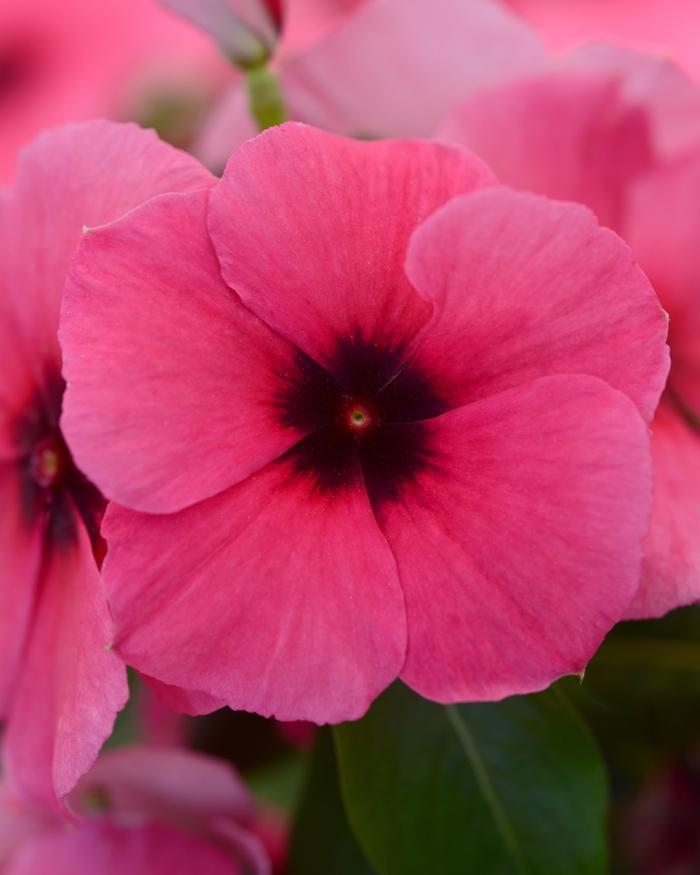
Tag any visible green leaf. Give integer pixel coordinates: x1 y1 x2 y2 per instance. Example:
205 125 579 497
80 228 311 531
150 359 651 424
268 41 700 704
289 727 378 875
334 682 607 875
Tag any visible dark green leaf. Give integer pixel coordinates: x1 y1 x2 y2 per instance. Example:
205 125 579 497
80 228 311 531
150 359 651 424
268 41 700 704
289 727 378 875
334 682 607 875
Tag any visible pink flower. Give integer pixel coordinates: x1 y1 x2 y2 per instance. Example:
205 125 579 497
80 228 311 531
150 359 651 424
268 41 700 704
192 0 549 170
504 0 700 86
624 147 700 618
0 120 215 811
60 123 668 721
0 746 270 875
158 0 366 65
0 0 231 185
436 57 700 618
438 46 700 230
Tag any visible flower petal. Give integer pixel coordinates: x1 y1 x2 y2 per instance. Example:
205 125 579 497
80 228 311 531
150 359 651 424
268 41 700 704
369 374 653 702
103 451 406 723
0 465 43 718
6 822 243 875
208 123 494 386
158 0 279 65
4 120 215 386
140 674 227 716
624 146 700 419
69 746 254 829
626 400 700 619
3 512 129 812
404 187 669 423
438 72 652 232
0 194 36 463
61 189 316 515
280 0 548 139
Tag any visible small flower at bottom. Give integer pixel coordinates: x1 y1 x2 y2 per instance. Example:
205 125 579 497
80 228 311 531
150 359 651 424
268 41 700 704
0 746 271 875
60 122 669 723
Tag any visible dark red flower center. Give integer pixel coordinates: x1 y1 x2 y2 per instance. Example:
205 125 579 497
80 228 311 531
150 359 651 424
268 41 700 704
278 336 447 503
16 369 106 557
340 398 376 434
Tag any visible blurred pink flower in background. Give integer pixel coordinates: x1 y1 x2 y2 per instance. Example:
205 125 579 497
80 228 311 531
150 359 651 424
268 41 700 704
437 48 700 620
0 747 271 874
187 0 549 170
156 0 367 64
60 123 667 723
503 0 700 85
0 0 232 185
0 120 214 812
625 147 700 618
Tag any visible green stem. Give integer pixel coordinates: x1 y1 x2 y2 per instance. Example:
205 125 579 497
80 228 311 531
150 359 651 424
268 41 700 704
245 63 287 131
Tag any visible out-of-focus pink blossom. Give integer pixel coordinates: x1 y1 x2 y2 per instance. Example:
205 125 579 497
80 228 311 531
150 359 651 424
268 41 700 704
192 0 549 170
0 747 271 875
0 120 215 812
60 123 667 723
624 148 700 618
158 0 365 66
0 0 232 185
503 0 700 85
437 53 700 619
157 0 283 66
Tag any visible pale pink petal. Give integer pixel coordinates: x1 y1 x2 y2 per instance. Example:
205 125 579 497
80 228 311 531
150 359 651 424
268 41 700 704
61 189 314 515
508 0 700 93
69 746 254 829
4 120 215 385
3 513 129 812
0 193 36 463
209 123 494 384
102 450 405 723
192 82 258 173
438 72 652 231
140 674 227 716
279 0 548 139
624 147 700 417
158 0 279 64
280 0 367 53
0 466 43 717
626 401 700 619
5 822 243 875
404 188 669 424
367 375 653 702
0 786 57 869
209 818 272 875
562 43 700 161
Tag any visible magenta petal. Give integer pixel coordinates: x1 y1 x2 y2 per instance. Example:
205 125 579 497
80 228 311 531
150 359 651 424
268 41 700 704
140 674 227 716
626 401 700 619
61 189 312 514
3 514 128 811
6 822 242 875
4 121 215 384
208 123 494 381
405 187 669 424
0 465 43 717
103 455 406 723
379 375 653 702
